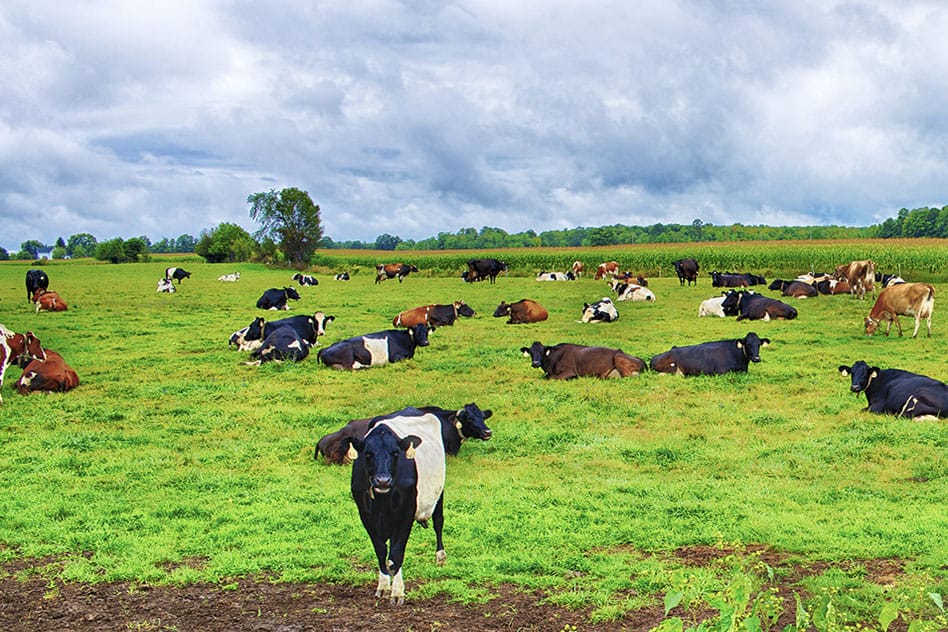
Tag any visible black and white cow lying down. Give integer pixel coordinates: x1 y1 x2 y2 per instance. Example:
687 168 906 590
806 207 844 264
650 332 771 376
839 361 948 419
246 326 312 364
230 312 335 351
344 408 447 604
317 323 429 370
292 272 318 286
256 287 302 310
579 297 619 323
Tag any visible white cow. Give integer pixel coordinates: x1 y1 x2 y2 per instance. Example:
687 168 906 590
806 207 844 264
698 296 726 317
218 272 240 282
156 278 176 293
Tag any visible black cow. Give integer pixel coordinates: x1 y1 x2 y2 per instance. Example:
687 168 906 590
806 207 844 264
521 342 645 379
292 272 318 286
673 258 699 286
343 408 447 604
721 290 797 321
256 287 302 310
768 279 818 298
335 272 350 281
315 403 493 465
165 267 191 284
710 271 749 288
376 263 419 284
650 332 771 376
248 325 312 364
466 258 507 284
317 324 429 370
26 269 49 303
230 312 334 350
839 361 948 419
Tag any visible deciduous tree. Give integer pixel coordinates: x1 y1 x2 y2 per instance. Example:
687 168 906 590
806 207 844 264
247 187 322 265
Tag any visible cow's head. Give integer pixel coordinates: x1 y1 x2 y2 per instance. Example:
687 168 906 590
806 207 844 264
454 301 476 318
737 332 770 363
520 342 548 369
767 279 783 291
313 312 335 336
864 316 882 336
284 287 301 300
408 323 430 347
456 403 493 440
720 290 741 314
407 264 419 273
493 302 511 317
348 425 423 495
229 325 251 348
245 317 267 342
838 361 877 393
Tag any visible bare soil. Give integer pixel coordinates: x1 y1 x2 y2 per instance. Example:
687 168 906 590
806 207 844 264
0 547 908 631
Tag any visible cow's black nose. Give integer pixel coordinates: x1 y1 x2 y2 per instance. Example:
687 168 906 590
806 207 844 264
482 429 493 440
373 474 392 490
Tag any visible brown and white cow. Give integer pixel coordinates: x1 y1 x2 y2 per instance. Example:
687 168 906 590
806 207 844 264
16 346 80 395
393 302 476 329
835 260 876 300
864 283 935 338
0 326 45 405
32 288 68 313
594 261 619 280
375 263 419 284
493 299 548 324
571 261 584 278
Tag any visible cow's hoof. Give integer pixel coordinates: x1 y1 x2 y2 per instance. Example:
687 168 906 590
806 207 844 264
391 595 404 606
436 550 446 565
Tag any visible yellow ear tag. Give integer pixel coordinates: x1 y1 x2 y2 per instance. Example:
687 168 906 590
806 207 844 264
346 445 358 461
405 442 416 460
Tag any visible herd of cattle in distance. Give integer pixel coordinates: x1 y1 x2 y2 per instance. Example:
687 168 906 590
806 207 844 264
4 256 946 607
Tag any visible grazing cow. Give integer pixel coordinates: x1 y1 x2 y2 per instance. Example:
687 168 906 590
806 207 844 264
156 278 176 293
650 332 771 376
710 271 749 288
26 269 49 303
256 287 301 310
535 271 575 281
246 326 312 364
579 297 619 323
0 326 45 405
834 260 875 299
698 296 727 317
673 258 700 286
230 312 335 351
165 267 191 284
217 272 240 282
571 261 584 278
334 272 350 281
609 280 656 302
492 299 548 324
344 409 447 604
521 341 645 379
376 263 419 284
721 290 797 321
466 258 507 284
393 302 475 329
292 272 318 286
15 332 78 395
768 279 818 299
594 261 620 281
839 361 947 419
317 323 429 370
864 283 935 338
315 403 493 465
33 288 68 313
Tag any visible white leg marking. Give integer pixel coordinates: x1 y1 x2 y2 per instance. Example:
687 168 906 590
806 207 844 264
390 568 405 605
436 549 446 565
376 571 391 597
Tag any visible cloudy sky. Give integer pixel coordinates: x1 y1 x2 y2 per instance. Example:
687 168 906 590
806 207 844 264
2 1 947 252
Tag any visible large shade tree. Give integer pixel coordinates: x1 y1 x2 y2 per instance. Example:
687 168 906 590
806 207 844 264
247 187 322 265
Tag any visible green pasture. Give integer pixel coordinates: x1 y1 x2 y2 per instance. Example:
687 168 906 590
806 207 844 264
0 251 945 630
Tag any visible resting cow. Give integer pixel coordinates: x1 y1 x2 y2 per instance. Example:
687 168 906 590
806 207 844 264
839 360 947 419
317 323 429 370
165 267 191 284
673 258 700 286
579 297 619 323
230 312 334 351
292 272 318 286
768 279 818 299
650 332 771 376
33 288 68 313
393 302 475 329
14 332 78 395
26 269 49 303
710 271 748 288
521 341 645 379
466 258 506 284
609 280 656 302
246 325 312 364
864 283 935 338
0 326 45 405
334 272 350 281
493 299 548 324
535 271 574 281
217 272 240 282
721 290 797 321
315 403 493 465
156 278 176 293
376 263 419 284
256 287 301 310
698 296 727 317
344 409 447 604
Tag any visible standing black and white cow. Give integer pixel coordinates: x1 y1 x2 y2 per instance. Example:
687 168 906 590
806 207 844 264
649 332 771 376
317 324 429 370
26 269 49 303
292 272 318 286
375 263 419 284
229 312 335 350
165 267 191 284
256 287 302 310
579 297 619 323
247 325 313 364
839 361 948 419
343 408 446 604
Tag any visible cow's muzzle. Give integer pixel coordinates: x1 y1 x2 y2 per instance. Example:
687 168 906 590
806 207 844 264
372 474 393 493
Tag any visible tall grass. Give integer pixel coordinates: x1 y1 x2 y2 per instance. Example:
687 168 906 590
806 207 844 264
0 249 945 629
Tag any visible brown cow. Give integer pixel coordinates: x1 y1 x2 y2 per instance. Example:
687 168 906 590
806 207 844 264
0 326 45 405
594 261 619 280
375 263 419 284
864 283 935 338
571 261 584 278
835 260 875 300
393 301 475 329
493 299 548 324
32 288 68 313
16 349 79 394
520 341 646 379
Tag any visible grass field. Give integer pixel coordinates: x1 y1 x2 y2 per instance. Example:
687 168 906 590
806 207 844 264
0 249 945 630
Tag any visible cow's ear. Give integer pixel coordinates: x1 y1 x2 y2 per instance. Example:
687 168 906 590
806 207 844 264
736 341 743 350
520 347 530 355
483 409 493 419
870 368 881 378
760 339 771 346
838 366 851 376
399 435 423 457
544 348 552 356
